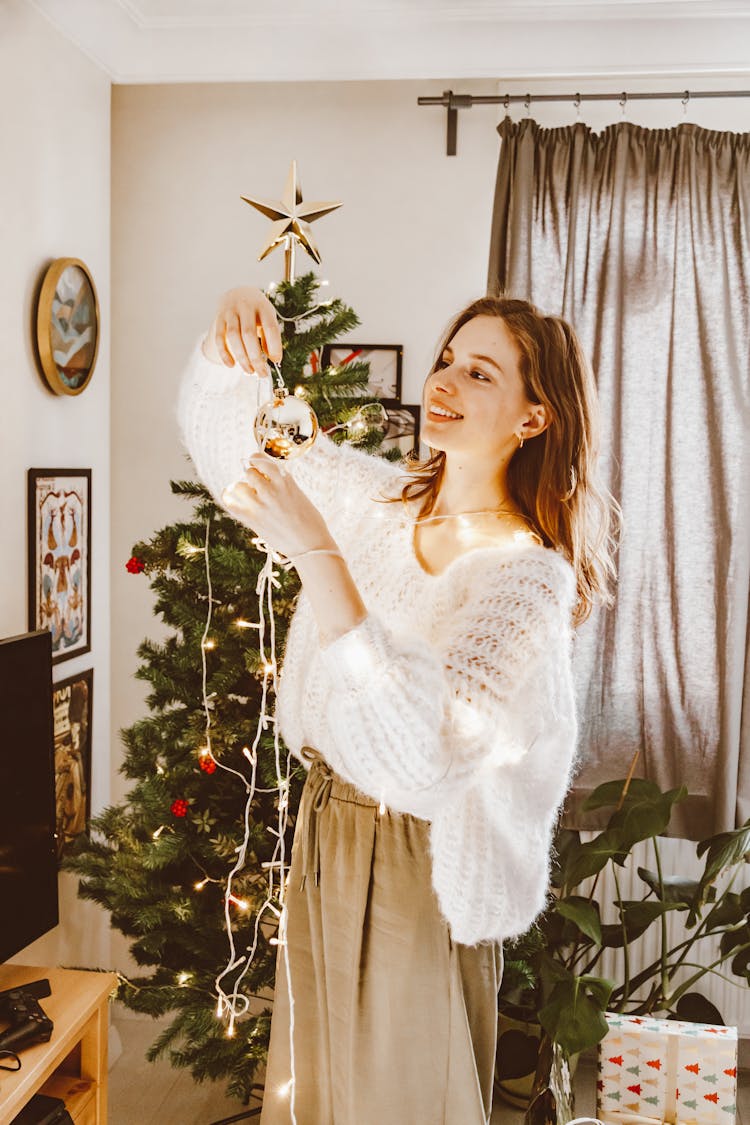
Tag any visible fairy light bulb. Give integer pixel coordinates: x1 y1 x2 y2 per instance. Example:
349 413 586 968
278 1080 293 1098
178 972 191 985
152 825 165 840
194 878 208 891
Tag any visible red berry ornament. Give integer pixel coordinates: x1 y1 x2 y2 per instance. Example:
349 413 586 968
126 556 145 574
199 755 217 774
171 798 189 818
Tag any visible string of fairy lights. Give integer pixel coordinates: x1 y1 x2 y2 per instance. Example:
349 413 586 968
148 166 384 1115
138 284 383 1117
177 313 394 1121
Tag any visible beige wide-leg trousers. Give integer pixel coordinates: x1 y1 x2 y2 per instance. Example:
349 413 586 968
259 747 503 1125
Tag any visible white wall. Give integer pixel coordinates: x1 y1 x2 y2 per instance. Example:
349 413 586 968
0 0 111 969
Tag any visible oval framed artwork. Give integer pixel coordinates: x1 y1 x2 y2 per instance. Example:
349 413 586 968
36 257 100 396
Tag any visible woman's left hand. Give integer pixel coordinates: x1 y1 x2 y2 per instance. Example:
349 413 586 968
221 453 334 560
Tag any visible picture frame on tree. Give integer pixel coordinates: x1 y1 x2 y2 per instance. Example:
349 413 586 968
321 343 403 405
35 257 100 396
52 668 93 861
382 403 421 458
28 469 92 665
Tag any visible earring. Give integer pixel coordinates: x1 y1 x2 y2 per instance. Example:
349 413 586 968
517 433 525 449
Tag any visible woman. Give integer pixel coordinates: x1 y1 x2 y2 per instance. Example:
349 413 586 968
177 286 618 1125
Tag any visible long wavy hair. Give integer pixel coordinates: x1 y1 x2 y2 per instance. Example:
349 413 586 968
386 296 621 626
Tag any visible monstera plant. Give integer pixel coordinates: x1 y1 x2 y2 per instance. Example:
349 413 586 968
495 774 750 1122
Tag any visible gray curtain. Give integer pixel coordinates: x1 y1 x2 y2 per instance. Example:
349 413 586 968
488 117 750 838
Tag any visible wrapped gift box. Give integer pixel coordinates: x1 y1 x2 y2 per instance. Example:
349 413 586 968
596 1011 737 1125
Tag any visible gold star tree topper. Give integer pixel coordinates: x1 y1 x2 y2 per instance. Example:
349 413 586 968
241 161 342 282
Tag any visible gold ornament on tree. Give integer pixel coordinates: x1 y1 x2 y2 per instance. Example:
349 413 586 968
254 382 319 460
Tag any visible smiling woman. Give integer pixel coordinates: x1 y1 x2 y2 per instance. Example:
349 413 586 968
395 295 619 624
415 313 549 561
177 284 620 1124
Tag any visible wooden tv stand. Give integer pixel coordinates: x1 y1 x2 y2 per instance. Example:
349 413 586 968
0 964 116 1125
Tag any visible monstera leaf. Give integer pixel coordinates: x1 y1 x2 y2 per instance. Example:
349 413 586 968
538 964 614 1057
555 896 602 945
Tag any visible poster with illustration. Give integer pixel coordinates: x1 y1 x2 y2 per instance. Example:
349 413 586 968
28 469 91 663
53 668 93 860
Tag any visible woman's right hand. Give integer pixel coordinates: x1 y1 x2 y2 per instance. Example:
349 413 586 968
202 286 283 379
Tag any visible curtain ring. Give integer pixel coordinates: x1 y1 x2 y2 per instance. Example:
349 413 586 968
524 93 531 118
682 89 690 118
619 91 628 120
504 93 511 113
573 92 582 121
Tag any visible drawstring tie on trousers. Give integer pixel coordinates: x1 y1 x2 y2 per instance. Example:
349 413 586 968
299 746 333 891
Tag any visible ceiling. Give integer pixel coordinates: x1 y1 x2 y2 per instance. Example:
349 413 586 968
26 0 750 83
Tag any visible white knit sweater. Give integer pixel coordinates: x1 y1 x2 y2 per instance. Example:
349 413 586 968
177 340 579 946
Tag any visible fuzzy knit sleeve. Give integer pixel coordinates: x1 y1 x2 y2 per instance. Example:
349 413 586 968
319 548 579 945
176 336 403 525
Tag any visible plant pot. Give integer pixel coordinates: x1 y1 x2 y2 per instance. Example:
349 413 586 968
495 1012 579 1110
495 1012 544 1108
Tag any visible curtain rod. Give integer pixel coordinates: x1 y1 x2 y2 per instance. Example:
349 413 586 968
418 87 750 155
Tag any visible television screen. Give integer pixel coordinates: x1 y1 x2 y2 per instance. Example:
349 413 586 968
0 630 58 961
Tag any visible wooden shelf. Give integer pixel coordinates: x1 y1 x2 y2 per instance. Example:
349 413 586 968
0 964 116 1125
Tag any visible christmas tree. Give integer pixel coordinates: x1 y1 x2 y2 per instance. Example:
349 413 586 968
66 273 392 1104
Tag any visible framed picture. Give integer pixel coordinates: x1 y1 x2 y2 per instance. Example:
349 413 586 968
321 343 403 404
52 668 93 860
36 257 100 396
28 469 92 664
382 404 421 458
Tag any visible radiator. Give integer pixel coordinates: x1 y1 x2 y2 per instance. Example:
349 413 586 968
577 832 750 1036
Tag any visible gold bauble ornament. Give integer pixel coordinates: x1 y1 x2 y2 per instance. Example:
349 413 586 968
254 387 319 460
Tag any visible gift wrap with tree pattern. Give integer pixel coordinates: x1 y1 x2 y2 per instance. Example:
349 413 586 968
597 1012 737 1125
